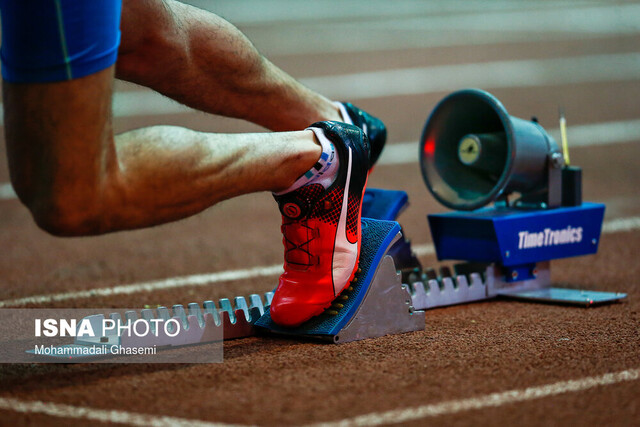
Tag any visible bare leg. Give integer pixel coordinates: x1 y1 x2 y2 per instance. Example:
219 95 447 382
3 0 362 237
117 0 342 130
4 66 320 236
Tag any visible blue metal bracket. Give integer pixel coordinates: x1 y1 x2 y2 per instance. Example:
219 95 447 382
428 202 605 266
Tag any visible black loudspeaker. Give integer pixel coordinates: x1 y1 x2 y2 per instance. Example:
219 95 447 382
419 89 562 211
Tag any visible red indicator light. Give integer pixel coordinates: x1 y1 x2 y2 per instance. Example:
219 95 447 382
423 138 436 156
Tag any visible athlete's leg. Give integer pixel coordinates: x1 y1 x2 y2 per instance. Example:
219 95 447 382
2 0 378 239
117 0 343 131
5 67 323 236
1 1 322 236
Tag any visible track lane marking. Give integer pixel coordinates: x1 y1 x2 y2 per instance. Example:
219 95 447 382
198 0 602 26
0 265 283 308
0 183 16 200
303 52 640 101
0 215 638 308
1 52 639 122
0 368 637 426
1 119 638 201
377 120 640 166
304 368 640 427
0 396 248 427
101 52 640 114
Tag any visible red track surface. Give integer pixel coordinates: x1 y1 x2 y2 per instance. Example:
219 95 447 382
0 1 639 425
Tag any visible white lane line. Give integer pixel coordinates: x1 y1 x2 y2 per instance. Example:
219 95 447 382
245 4 640 56
412 243 435 257
0 183 17 200
305 368 640 427
1 368 637 426
0 265 282 308
565 119 640 148
346 3 640 35
602 216 640 234
194 0 591 26
303 52 640 101
111 52 640 115
104 52 640 114
1 119 638 202
384 119 640 167
0 396 247 427
0 215 638 308
2 51 638 122
377 120 640 166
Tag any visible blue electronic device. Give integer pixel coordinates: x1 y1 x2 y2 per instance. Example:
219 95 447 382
419 89 623 303
428 203 605 282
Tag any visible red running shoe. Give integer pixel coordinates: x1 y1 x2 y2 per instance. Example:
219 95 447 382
270 121 371 327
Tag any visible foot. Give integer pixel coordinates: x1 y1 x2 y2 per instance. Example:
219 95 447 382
270 121 370 327
338 102 387 166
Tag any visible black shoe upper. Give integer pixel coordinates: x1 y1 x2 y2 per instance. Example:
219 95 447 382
341 102 387 166
309 121 370 194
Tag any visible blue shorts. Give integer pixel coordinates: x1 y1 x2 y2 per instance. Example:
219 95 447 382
0 0 122 83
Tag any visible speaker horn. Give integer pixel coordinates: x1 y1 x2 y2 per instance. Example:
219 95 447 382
419 89 562 211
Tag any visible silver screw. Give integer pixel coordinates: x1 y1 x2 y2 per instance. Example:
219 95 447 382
550 152 565 168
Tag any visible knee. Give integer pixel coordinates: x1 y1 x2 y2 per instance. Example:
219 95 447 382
13 181 105 237
33 203 101 237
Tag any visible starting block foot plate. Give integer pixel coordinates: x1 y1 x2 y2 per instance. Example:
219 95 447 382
499 287 627 307
255 218 425 343
362 188 409 221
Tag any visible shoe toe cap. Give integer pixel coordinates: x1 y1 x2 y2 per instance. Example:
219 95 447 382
269 297 324 328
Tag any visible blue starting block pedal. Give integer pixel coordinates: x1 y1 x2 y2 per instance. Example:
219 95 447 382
361 188 409 221
362 188 423 280
255 218 425 343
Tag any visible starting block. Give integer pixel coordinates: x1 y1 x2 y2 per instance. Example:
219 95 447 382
255 218 425 343
28 183 627 359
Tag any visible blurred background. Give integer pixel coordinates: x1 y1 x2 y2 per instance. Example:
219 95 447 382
1 0 638 304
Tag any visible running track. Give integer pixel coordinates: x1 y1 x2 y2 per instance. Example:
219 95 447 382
0 1 638 425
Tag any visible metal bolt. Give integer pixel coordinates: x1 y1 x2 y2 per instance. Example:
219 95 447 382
550 152 565 169
592 238 597 245
505 251 510 258
511 271 519 280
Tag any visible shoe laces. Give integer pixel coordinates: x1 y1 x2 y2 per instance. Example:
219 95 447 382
280 197 335 269
281 217 319 268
